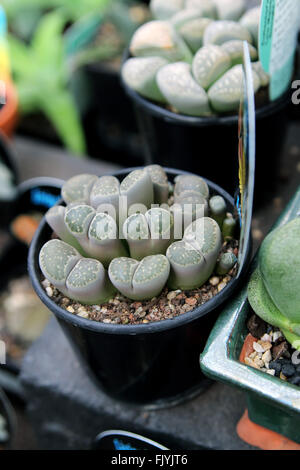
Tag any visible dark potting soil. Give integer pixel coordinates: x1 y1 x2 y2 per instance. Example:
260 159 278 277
244 313 300 387
43 239 239 325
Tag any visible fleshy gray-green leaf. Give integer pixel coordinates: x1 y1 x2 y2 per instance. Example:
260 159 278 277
61 174 97 205
39 239 81 291
208 64 260 113
129 20 193 63
240 6 261 47
213 0 246 21
192 44 231 90
203 20 252 46
108 255 170 300
156 62 211 116
146 165 169 204
167 217 222 289
150 0 184 20
221 40 257 66
122 57 168 103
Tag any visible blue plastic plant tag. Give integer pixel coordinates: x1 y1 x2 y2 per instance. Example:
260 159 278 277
93 430 169 450
259 0 300 101
236 42 256 276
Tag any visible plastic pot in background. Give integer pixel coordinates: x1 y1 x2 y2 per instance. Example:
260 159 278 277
0 131 18 230
122 51 291 204
201 186 300 446
80 63 143 167
28 167 252 409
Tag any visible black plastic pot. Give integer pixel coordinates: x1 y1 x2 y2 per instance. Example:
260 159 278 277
0 132 18 229
80 62 143 167
122 50 291 204
28 168 252 409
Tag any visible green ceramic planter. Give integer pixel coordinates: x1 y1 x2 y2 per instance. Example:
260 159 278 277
201 186 300 444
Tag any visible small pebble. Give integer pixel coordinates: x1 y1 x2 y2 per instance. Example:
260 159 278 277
269 360 282 375
262 350 272 364
46 286 53 297
217 282 226 292
167 291 177 301
66 306 75 314
210 277 220 286
266 369 276 376
253 342 265 353
261 334 272 343
280 372 287 381
273 331 283 342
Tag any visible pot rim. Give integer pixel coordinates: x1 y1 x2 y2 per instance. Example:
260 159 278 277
121 49 291 127
28 167 252 336
0 80 19 138
201 186 300 413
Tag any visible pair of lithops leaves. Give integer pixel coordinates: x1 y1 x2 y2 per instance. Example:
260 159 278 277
122 2 266 115
248 217 300 351
61 165 169 213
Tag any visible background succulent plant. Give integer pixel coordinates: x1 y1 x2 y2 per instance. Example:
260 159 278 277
122 0 269 116
40 167 238 306
248 218 300 351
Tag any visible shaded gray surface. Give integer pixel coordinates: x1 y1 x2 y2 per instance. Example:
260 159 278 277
20 318 254 450
12 137 122 182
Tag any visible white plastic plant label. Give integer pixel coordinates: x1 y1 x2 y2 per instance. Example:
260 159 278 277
259 0 300 101
236 42 255 276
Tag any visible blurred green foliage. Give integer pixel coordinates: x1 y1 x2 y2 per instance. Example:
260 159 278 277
4 0 149 155
9 11 86 155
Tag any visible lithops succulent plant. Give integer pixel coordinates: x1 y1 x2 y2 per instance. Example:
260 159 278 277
178 17 213 53
174 174 210 201
61 166 169 216
185 0 216 18
45 205 87 256
122 2 271 117
209 195 226 227
221 40 257 66
129 20 193 63
108 255 170 300
123 208 174 260
172 174 210 229
208 64 260 112
61 174 98 205
157 62 211 116
150 0 184 20
213 0 246 21
146 165 169 204
121 57 168 102
63 204 127 267
192 45 231 90
167 217 222 289
248 218 300 351
39 240 115 304
240 6 261 47
216 252 237 275
203 20 253 46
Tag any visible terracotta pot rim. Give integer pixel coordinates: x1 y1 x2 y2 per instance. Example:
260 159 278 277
0 80 19 137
